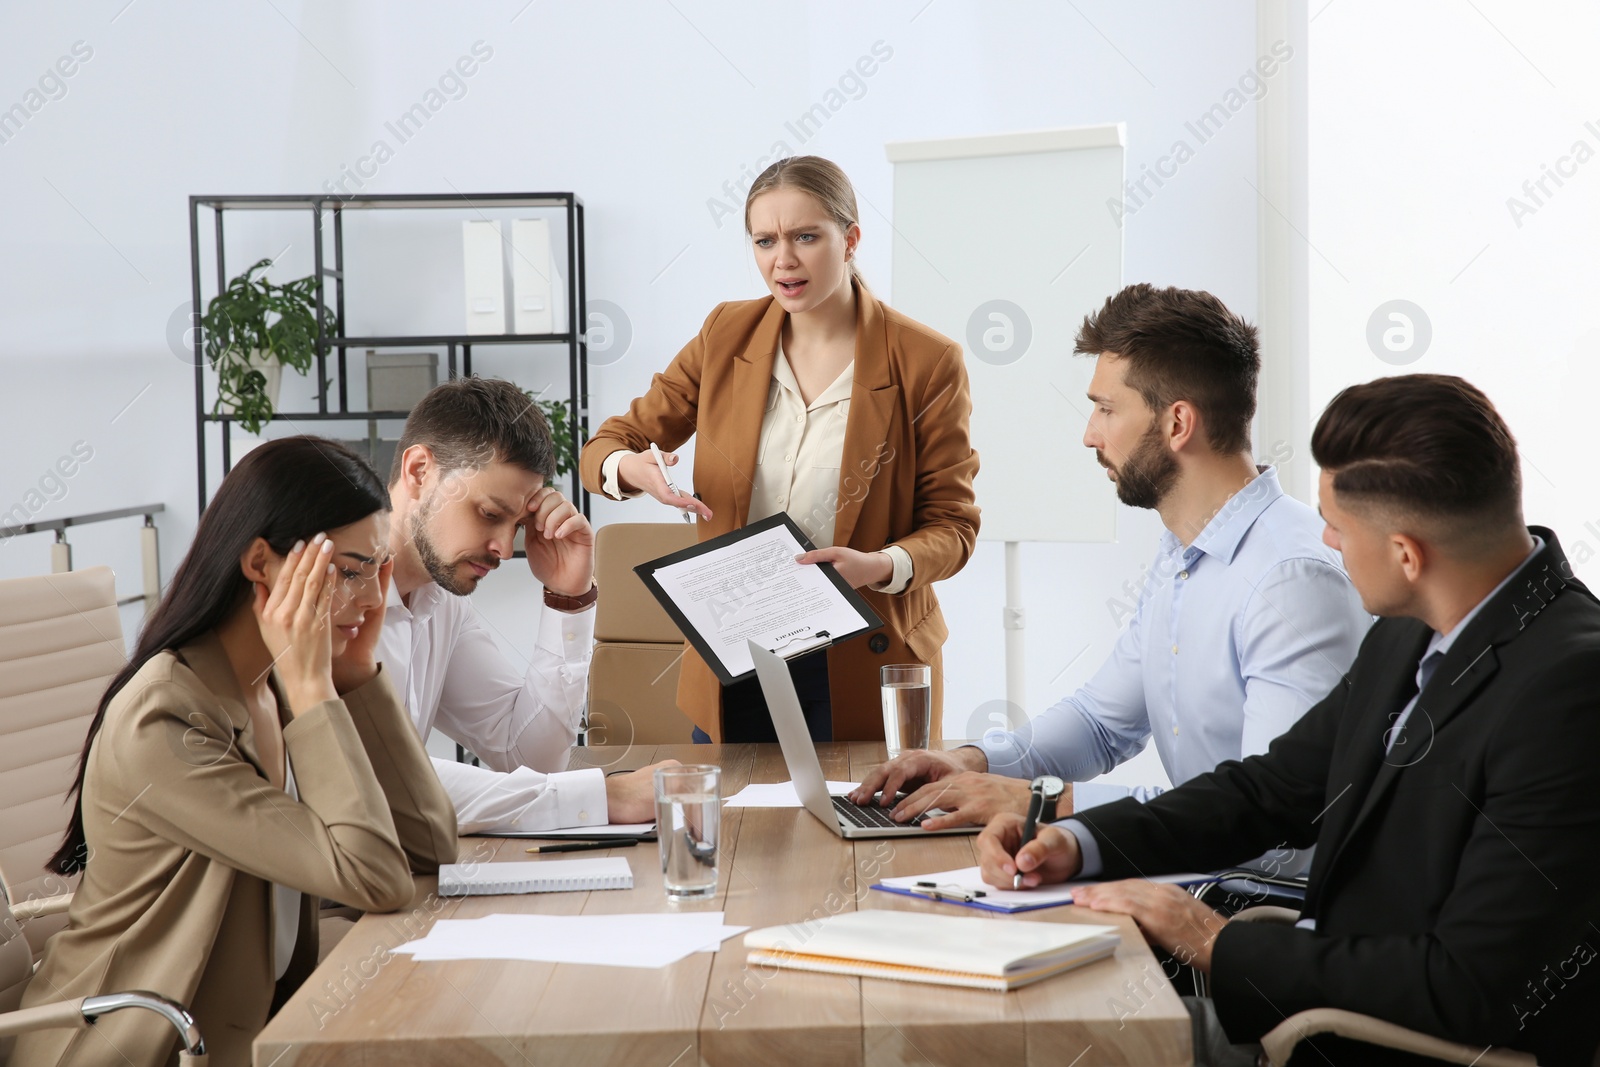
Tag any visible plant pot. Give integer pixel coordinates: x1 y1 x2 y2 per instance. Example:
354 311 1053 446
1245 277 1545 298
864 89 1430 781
218 349 283 417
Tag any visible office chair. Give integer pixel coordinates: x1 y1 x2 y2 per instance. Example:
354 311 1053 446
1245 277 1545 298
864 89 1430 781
586 522 699 747
0 567 126 960
1229 907 1539 1067
1181 867 1310 999
0 890 206 1065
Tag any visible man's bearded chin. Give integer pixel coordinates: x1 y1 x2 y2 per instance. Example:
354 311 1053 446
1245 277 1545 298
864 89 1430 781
1110 423 1180 510
410 502 476 596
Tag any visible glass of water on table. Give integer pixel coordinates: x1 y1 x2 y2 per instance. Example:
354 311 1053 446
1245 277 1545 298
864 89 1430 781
881 664 932 758
655 764 721 900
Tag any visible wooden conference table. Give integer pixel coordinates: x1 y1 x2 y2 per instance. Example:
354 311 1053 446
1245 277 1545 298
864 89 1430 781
256 743 1192 1066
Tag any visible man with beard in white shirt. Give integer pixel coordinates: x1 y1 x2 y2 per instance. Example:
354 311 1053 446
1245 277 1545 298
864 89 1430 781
374 377 673 833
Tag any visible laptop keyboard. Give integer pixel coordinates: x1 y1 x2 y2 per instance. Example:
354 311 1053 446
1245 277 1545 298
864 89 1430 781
832 795 927 829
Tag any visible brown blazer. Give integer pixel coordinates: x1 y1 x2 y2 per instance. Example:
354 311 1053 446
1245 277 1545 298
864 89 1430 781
581 284 979 740
16 632 456 1067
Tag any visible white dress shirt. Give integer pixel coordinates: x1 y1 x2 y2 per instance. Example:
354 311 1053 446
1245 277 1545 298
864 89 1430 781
376 579 608 834
601 341 914 593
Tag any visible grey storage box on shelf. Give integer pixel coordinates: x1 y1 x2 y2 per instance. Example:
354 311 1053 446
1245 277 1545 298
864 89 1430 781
333 438 400 481
366 351 439 411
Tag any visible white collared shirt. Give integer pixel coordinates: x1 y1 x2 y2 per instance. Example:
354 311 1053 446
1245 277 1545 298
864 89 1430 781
601 341 914 592
376 580 607 833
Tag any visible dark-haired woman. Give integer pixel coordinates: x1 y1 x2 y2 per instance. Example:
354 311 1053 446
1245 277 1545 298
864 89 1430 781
580 155 979 744
16 437 456 1067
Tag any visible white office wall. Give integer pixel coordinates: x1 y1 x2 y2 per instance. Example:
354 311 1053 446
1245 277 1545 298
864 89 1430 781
1308 2 1600 586
0 1 1271 789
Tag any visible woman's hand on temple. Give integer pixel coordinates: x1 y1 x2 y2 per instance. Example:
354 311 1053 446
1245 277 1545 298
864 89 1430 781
330 557 392 695
253 534 338 716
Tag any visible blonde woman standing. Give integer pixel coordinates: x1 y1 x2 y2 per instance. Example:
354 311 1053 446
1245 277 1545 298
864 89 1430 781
581 156 979 743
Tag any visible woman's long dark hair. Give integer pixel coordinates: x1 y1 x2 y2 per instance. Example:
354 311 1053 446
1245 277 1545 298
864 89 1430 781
48 436 388 875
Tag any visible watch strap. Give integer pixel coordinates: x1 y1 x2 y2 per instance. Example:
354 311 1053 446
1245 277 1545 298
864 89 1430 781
543 579 598 613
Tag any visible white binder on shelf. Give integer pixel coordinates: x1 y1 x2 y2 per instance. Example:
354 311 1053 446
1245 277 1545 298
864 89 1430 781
462 219 507 335
511 217 555 335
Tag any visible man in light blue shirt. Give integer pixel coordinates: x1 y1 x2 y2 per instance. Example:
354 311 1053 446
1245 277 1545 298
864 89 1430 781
851 284 1370 852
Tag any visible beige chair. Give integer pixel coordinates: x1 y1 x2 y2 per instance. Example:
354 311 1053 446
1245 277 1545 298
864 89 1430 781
0 890 205 1065
0 567 126 961
1232 907 1539 1066
586 522 699 747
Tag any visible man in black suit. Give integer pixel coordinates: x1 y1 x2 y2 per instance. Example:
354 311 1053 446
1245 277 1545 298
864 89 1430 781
980 374 1600 1066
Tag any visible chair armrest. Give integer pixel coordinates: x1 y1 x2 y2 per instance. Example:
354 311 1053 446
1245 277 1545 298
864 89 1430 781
1229 905 1301 926
0 994 86 1039
0 989 207 1064
1260 1008 1537 1067
8 893 73 922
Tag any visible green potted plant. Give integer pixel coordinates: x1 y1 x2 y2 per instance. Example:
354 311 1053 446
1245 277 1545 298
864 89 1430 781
201 257 323 433
523 389 581 477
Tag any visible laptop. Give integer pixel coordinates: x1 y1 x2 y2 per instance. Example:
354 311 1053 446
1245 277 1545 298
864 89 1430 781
748 640 979 839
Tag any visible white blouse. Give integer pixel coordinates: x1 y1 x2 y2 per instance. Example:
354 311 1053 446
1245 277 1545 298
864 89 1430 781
273 759 300 980
601 341 912 593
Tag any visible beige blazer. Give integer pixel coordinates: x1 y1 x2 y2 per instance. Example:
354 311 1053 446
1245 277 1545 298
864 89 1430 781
15 631 456 1067
581 283 980 740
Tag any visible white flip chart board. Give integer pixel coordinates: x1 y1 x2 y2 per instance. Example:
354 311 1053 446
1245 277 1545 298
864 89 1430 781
886 125 1125 543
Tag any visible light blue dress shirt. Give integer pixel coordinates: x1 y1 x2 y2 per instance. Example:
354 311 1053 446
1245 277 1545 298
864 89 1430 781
986 466 1370 816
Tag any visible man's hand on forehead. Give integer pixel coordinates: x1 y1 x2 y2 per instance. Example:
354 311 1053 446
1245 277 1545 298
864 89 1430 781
515 486 555 525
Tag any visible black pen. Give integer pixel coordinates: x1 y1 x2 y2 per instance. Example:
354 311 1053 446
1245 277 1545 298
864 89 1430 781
525 840 638 854
1014 785 1045 890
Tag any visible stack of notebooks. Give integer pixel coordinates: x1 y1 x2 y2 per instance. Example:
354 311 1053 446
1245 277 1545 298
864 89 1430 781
743 910 1120 991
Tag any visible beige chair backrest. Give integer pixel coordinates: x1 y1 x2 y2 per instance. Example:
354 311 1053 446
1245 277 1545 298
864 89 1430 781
0 567 125 957
588 523 697 747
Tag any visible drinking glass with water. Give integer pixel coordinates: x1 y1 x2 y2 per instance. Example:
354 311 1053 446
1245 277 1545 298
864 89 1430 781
655 764 721 900
880 664 932 758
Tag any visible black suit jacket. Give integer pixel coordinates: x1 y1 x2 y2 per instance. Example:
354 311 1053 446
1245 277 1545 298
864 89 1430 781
1076 528 1600 1065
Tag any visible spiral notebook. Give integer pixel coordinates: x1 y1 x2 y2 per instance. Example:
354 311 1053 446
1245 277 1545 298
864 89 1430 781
437 856 634 897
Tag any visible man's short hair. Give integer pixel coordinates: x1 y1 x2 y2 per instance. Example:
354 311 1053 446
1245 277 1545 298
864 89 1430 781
1311 373 1523 542
389 376 556 485
1074 283 1261 454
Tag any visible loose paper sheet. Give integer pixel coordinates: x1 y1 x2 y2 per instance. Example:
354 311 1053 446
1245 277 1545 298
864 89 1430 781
724 781 860 808
393 912 747 968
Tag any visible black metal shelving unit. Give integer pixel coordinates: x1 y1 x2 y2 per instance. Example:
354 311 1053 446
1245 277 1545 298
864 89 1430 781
188 192 589 518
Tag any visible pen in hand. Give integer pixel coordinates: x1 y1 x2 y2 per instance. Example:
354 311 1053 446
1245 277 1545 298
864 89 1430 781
649 442 695 524
1014 785 1045 890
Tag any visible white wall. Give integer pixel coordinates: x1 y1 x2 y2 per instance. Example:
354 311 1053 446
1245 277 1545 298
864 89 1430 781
1308 0 1600 588
0 1 1272 791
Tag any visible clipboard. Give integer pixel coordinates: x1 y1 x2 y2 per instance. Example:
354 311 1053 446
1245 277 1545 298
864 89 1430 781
869 882 1067 914
634 512 886 686
870 871 1216 914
